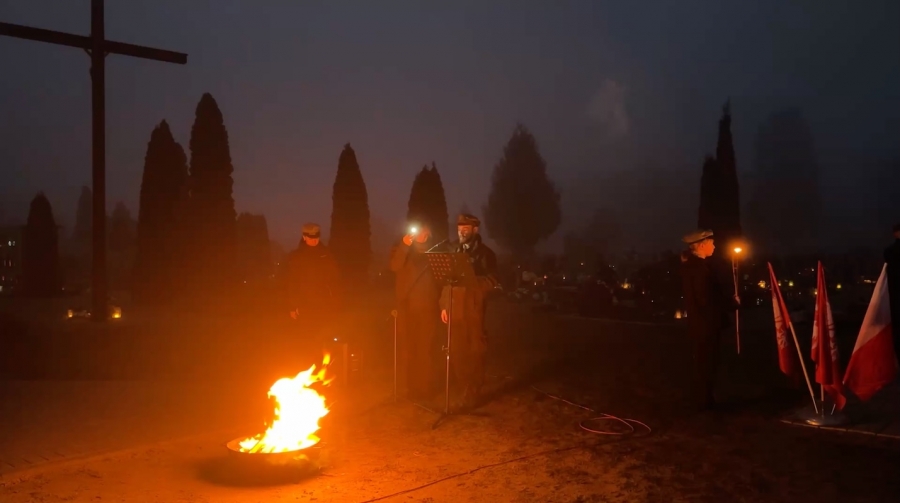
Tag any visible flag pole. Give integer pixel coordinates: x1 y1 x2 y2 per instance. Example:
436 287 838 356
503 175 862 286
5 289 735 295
787 321 818 414
732 255 740 354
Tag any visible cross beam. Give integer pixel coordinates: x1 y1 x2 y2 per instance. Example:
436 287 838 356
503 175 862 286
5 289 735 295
0 0 187 321
0 22 187 64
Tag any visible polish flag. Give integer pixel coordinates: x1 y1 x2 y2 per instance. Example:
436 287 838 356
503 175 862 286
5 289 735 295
811 261 846 410
768 263 799 379
844 264 899 401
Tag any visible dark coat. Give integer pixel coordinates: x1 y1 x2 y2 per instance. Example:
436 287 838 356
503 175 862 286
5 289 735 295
286 242 341 315
389 239 441 396
680 251 734 337
438 235 499 325
389 240 440 307
437 234 498 388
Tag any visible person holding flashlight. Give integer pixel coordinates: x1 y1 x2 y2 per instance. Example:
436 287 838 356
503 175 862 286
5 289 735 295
389 223 440 401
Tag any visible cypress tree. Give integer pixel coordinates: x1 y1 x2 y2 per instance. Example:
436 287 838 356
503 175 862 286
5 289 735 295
406 166 430 228
107 202 137 291
22 193 61 297
405 163 449 241
697 101 741 244
427 163 450 242
697 155 718 231
716 100 741 241
188 93 237 295
236 212 271 285
329 143 371 293
484 123 561 257
134 120 188 305
72 186 92 260
108 202 135 254
746 108 820 253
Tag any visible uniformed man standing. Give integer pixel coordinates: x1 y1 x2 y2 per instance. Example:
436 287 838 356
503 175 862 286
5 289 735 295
680 229 739 410
286 223 342 343
389 224 440 400
439 214 499 409
883 223 900 364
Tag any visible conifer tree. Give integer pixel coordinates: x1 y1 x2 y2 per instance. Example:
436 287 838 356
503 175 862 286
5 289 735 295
108 202 135 253
697 155 719 231
427 163 450 242
484 124 561 257
697 101 741 244
329 143 371 292
236 212 271 285
134 120 189 304
746 108 820 253
73 186 92 243
188 93 237 295
22 193 61 296
406 166 430 228
71 186 92 260
716 101 741 241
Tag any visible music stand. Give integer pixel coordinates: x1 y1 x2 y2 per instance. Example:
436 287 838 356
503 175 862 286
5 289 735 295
425 251 476 429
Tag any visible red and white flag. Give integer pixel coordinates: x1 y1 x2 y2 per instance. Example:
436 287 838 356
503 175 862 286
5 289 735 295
811 261 846 410
844 264 899 401
768 263 799 379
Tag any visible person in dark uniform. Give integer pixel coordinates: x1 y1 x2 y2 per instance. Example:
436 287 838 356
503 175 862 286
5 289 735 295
680 229 739 410
883 224 900 364
286 222 342 343
389 223 441 400
439 214 499 409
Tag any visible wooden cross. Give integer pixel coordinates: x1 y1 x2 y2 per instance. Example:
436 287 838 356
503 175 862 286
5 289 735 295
1 0 187 321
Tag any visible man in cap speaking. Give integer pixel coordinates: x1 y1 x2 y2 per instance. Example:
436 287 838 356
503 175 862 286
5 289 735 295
439 213 499 409
286 222 342 342
680 229 739 410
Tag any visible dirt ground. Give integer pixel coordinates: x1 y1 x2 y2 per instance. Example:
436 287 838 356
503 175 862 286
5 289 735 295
1 301 898 502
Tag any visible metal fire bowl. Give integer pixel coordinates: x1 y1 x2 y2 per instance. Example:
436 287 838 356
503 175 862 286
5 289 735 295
225 437 322 468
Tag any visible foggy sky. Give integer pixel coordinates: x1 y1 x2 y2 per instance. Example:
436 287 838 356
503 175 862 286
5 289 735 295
1 0 898 254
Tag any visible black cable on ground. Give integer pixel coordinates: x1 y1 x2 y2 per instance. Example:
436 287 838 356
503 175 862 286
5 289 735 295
491 374 653 436
355 374 652 502
357 438 624 503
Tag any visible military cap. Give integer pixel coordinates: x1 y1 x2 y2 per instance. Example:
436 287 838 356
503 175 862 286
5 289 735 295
457 213 480 227
682 229 714 244
302 222 321 236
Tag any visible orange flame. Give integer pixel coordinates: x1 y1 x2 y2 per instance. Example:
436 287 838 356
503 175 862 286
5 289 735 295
239 353 332 453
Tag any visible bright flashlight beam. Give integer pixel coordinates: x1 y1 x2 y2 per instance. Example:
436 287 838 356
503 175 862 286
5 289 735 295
733 247 743 254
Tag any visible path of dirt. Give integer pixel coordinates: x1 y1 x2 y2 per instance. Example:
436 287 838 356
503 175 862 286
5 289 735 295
2 301 898 502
